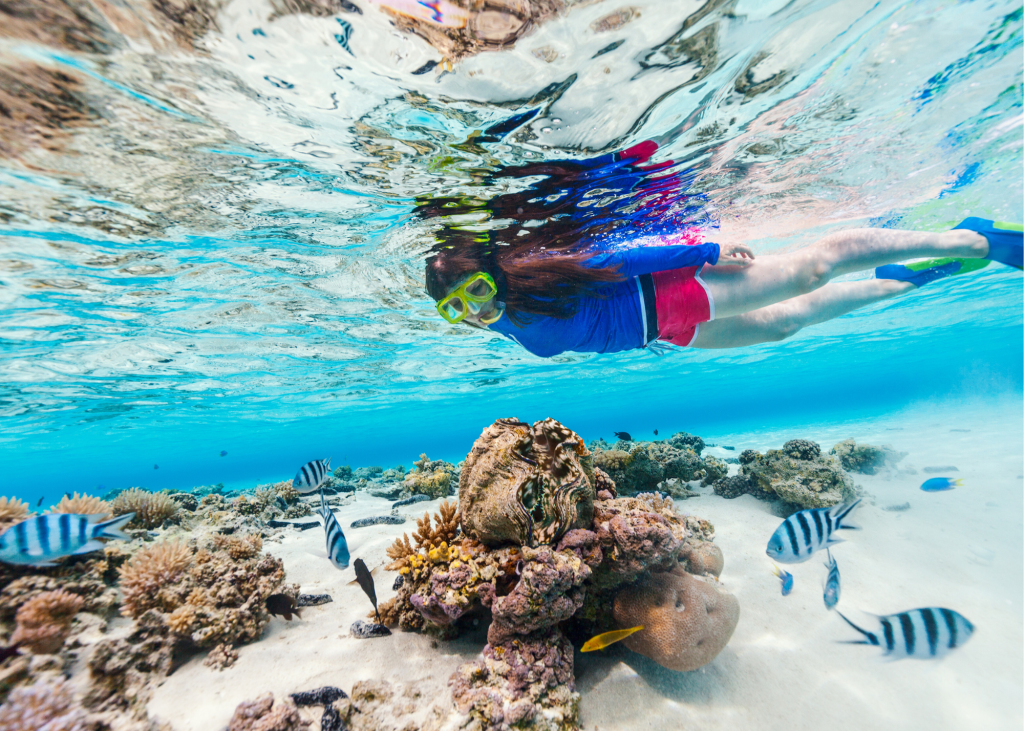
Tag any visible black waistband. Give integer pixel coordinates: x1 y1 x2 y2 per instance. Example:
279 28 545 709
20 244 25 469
638 273 659 345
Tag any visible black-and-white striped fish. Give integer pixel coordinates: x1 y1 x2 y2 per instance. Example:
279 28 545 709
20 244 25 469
293 458 332 494
0 513 135 567
838 607 974 660
319 490 350 569
766 499 860 564
823 549 840 610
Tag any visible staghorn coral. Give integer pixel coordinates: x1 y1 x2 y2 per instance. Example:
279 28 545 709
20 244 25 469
110 488 178 529
0 497 30 532
118 540 193 618
11 589 85 654
460 418 595 547
227 693 310 731
612 566 740 672
0 678 87 731
50 493 110 519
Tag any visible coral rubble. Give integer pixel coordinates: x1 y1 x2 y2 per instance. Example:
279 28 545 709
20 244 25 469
713 439 857 510
589 431 726 495
228 693 309 731
0 678 87 731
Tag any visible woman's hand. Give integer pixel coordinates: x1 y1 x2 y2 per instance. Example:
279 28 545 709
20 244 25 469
714 243 755 267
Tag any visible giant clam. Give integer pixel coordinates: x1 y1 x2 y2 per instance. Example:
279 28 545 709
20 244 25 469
459 418 596 547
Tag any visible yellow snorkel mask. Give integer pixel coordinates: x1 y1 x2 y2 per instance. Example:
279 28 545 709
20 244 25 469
436 272 504 325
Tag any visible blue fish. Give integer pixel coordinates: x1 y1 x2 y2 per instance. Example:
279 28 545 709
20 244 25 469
838 607 974 660
771 564 793 596
293 458 332 494
318 491 350 569
921 477 962 492
823 549 840 610
766 500 860 564
0 513 135 567
220 450 228 457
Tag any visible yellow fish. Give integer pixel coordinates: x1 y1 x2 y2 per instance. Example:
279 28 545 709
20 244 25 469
580 626 644 652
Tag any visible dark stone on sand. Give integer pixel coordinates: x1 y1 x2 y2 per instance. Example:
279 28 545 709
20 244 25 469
268 519 319 531
297 593 333 607
368 484 404 500
713 474 771 500
169 493 198 511
923 466 959 473
722 445 735 451
290 686 348 707
883 502 911 512
392 575 404 591
321 704 347 731
392 494 431 508
350 515 405 528
351 620 392 639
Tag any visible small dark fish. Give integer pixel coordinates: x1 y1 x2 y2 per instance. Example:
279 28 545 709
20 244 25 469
0 642 20 663
353 558 379 623
36 497 44 507
153 464 159 469
921 477 962 492
411 60 438 75
265 593 301 621
220 450 228 457
653 429 658 436
350 619 391 639
614 432 632 441
64 491 72 500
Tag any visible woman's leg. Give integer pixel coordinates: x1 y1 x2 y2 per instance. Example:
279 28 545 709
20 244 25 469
701 228 986 319
691 279 912 349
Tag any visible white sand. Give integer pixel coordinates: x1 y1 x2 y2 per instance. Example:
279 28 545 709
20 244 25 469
149 400 1023 731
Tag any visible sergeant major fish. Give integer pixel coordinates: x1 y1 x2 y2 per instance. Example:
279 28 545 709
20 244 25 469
766 500 860 564
823 549 840 610
837 607 974 660
0 513 135 567
319 490 350 569
294 458 332 494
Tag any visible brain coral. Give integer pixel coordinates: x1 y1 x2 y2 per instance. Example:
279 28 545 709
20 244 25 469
0 678 87 731
11 588 85 654
0 496 30 531
51 492 110 518
110 487 178 529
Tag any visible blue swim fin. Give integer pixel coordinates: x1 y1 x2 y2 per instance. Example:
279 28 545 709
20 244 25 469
954 217 1023 270
875 257 989 288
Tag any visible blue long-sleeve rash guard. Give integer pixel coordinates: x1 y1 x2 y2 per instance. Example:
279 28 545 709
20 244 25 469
487 241 720 357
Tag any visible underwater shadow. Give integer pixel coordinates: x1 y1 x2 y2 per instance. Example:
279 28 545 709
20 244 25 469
614 646 734 705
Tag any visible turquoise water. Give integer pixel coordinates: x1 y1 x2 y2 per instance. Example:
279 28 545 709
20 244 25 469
1 0 1020 498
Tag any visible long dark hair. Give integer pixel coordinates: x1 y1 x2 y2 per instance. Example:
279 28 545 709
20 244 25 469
421 141 704 325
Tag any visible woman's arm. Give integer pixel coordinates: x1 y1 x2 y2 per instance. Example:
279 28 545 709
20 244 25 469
585 242 753 277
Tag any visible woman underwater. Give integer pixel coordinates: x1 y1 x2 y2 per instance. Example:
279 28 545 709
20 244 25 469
422 143 1022 357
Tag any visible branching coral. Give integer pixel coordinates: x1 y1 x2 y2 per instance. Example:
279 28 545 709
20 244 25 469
0 678 87 731
228 693 310 731
50 492 110 519
11 588 85 654
0 496 30 532
110 487 178 529
212 533 263 561
119 540 193 618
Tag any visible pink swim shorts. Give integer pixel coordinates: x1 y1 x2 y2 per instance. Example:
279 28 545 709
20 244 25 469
653 265 715 347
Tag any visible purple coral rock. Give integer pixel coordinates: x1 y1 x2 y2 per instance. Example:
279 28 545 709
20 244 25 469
409 593 467 626
556 528 603 567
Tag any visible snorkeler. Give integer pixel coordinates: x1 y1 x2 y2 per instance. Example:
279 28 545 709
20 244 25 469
422 148 1021 357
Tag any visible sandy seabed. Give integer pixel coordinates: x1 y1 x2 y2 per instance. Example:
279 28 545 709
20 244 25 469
148 399 1024 731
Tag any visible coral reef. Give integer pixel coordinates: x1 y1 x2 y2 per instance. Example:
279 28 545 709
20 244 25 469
376 418 737 730
612 566 740 672
51 493 110 518
589 431 725 495
830 439 907 475
713 439 856 510
227 693 309 731
11 589 84 654
118 535 287 655
404 454 454 499
0 678 87 731
0 498 30 532
110 488 178 529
